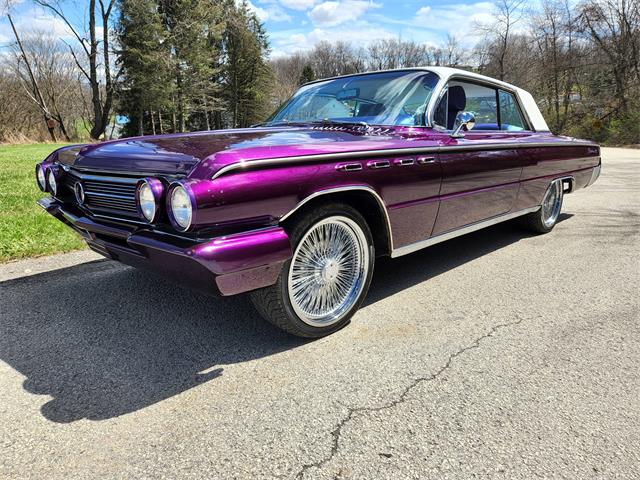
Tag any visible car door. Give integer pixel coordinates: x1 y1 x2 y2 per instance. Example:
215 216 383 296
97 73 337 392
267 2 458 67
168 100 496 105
431 80 525 236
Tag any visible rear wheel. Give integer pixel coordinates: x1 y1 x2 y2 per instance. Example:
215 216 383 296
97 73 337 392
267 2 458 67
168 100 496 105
520 179 564 233
250 204 374 338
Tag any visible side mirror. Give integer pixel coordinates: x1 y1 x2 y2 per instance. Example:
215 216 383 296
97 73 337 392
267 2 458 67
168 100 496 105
450 111 476 138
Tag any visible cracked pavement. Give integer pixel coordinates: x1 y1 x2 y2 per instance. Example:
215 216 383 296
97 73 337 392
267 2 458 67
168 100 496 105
1 148 639 479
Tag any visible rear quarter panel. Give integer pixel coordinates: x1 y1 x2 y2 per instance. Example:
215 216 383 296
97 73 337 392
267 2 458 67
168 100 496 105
514 143 600 210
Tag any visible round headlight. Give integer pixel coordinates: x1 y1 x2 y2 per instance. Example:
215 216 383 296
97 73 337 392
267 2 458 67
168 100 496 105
36 165 46 191
170 184 193 231
137 181 156 222
47 169 57 195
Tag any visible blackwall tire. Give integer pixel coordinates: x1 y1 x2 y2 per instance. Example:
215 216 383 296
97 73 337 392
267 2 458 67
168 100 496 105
250 203 375 338
519 179 564 234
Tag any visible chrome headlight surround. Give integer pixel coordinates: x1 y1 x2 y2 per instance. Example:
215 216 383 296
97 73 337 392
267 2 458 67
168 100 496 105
46 165 60 196
167 182 195 232
35 164 46 191
136 178 165 223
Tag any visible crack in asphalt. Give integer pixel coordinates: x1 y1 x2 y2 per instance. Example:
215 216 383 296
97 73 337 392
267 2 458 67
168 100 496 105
295 316 525 479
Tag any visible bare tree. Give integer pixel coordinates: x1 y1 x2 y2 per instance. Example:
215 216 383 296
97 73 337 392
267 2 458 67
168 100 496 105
441 34 466 66
34 0 117 140
270 52 309 105
475 0 526 80
578 0 640 114
7 14 62 140
528 0 580 131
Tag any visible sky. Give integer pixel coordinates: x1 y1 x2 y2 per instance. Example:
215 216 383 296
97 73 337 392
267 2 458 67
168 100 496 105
251 0 498 56
0 0 501 58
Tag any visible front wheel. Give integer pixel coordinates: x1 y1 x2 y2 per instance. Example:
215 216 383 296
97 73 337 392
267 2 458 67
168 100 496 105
520 179 564 233
250 204 374 338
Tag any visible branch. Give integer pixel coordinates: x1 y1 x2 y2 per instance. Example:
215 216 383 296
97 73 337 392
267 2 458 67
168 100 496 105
63 41 91 81
33 0 91 59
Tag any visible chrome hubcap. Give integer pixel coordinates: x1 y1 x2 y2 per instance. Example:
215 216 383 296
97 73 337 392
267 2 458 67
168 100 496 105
287 216 369 327
542 181 562 228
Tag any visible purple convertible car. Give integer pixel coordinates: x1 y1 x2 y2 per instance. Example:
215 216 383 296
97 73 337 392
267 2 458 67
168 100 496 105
36 67 601 337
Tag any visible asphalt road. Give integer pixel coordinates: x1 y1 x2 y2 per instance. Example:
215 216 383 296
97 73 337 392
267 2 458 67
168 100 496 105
1 148 638 479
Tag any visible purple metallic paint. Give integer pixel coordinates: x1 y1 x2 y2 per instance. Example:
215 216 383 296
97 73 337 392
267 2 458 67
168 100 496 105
38 197 291 296
38 123 600 296
165 180 198 232
137 177 166 223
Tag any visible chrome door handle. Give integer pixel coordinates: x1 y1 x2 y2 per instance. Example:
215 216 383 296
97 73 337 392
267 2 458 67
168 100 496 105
336 163 363 172
417 156 436 164
367 160 391 169
394 158 415 166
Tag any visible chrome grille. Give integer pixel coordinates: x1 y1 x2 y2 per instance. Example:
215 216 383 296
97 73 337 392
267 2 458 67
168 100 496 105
64 171 141 220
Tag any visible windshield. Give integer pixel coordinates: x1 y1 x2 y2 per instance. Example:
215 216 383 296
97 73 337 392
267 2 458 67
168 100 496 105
265 70 439 127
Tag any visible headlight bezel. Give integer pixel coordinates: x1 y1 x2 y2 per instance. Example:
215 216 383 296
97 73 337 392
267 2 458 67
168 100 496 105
167 182 195 232
36 164 46 191
136 178 165 223
46 166 59 196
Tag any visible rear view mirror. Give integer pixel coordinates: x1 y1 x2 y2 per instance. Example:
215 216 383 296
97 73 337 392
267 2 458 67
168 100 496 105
451 111 476 138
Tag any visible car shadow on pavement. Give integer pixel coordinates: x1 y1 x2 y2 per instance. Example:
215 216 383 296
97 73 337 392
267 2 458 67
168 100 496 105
0 214 572 423
0 261 304 423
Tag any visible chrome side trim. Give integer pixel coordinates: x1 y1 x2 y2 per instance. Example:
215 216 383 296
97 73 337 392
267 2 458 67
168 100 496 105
390 206 540 258
211 144 599 180
586 163 601 187
212 148 438 179
279 186 394 253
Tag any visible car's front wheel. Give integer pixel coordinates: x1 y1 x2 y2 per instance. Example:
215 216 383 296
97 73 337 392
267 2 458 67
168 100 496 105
520 179 564 233
250 204 374 338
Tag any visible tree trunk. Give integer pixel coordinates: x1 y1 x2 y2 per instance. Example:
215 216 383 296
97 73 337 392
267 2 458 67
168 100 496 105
151 110 156 135
88 0 103 140
138 106 144 136
8 14 56 141
56 116 71 142
176 68 185 132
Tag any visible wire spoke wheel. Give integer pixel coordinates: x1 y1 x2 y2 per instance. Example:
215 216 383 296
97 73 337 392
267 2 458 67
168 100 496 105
541 181 563 228
287 216 369 327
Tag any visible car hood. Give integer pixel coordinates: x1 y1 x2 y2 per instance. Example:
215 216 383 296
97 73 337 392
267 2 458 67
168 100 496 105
53 126 441 178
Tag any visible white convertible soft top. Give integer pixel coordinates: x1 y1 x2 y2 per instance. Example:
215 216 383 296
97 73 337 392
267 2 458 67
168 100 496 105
425 67 550 132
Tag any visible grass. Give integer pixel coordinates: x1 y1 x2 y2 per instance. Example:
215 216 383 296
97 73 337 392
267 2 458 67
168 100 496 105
0 143 86 262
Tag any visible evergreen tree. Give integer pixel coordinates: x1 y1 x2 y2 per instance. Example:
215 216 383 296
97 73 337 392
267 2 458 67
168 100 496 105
158 0 224 132
298 65 315 85
117 0 270 134
221 0 274 128
117 0 171 136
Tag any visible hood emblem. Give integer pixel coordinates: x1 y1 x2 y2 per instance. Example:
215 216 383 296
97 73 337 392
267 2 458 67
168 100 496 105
74 182 85 205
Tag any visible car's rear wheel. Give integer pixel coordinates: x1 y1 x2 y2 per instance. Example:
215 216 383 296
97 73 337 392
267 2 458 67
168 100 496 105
520 179 564 233
250 203 374 338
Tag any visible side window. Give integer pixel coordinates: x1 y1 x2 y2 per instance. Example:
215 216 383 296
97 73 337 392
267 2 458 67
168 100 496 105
431 81 530 131
457 82 498 129
440 81 498 130
498 90 527 131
